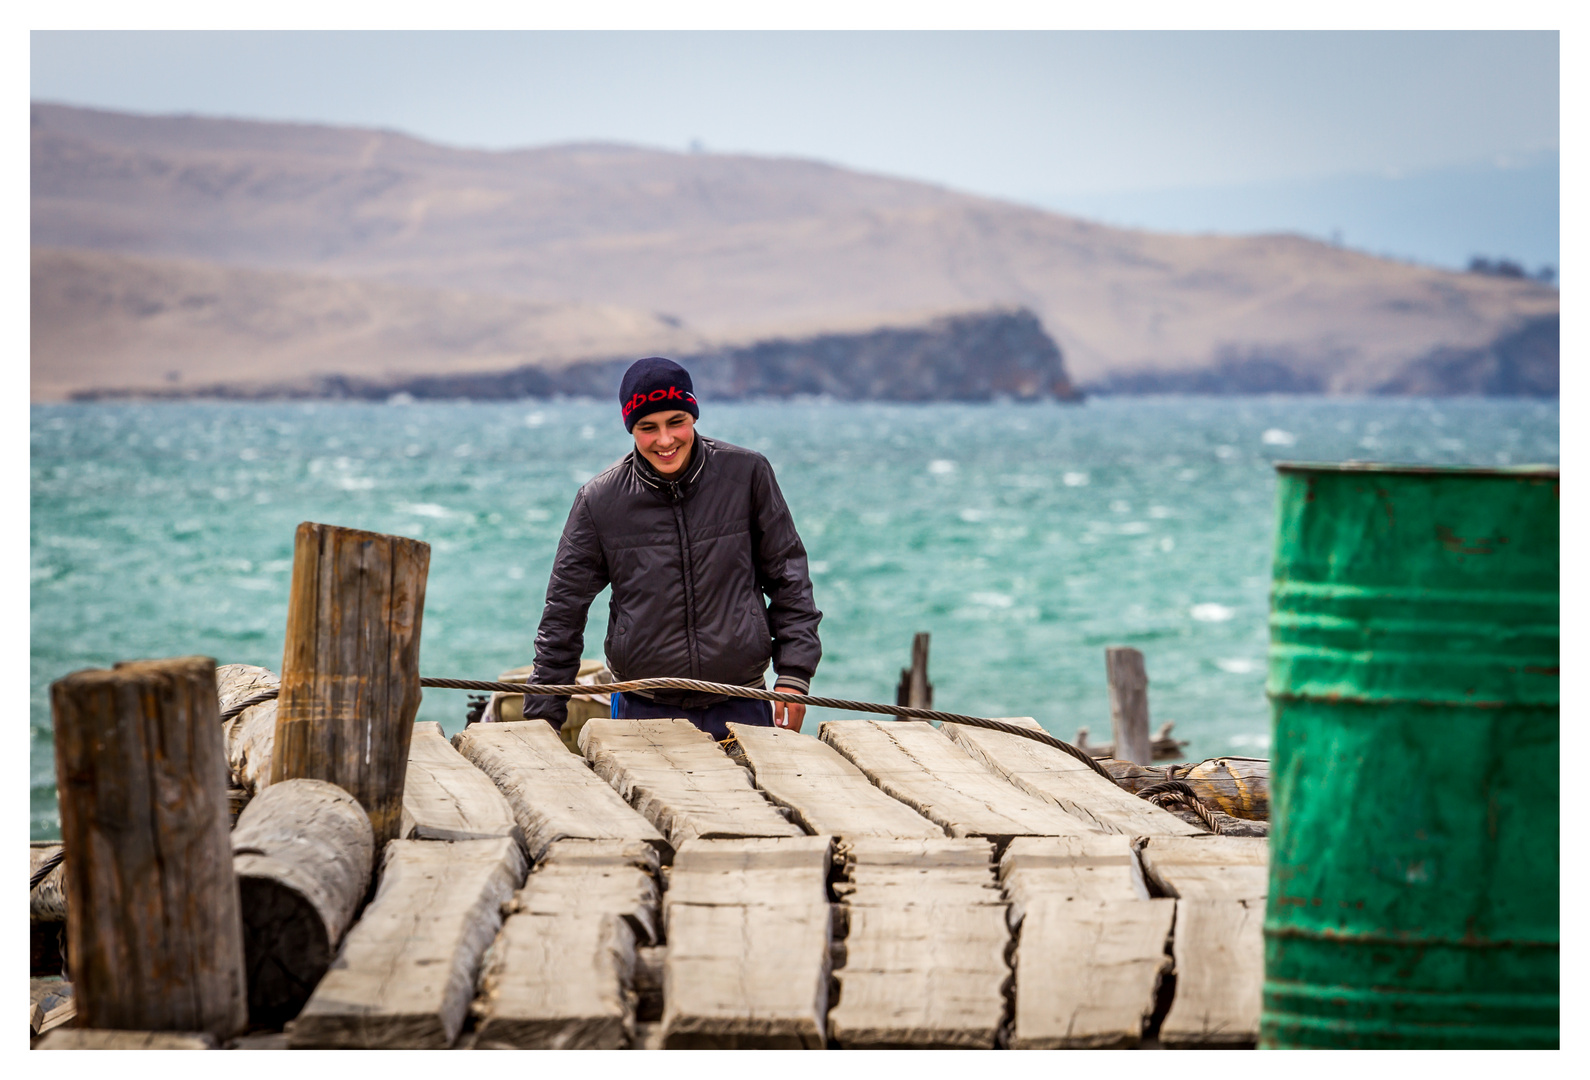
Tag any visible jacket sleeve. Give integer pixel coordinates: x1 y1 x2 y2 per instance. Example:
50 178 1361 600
524 486 609 730
749 456 823 691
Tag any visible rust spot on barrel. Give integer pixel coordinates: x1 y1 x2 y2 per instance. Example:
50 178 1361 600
1435 524 1501 555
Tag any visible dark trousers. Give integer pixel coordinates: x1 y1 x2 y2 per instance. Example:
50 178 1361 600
610 690 773 741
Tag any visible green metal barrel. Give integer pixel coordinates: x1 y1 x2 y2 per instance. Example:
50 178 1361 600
1262 463 1558 1049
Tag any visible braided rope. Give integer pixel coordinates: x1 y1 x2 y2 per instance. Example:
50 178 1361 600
220 676 1117 781
1135 780 1225 835
31 849 65 892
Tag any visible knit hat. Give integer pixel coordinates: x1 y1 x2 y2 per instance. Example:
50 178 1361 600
619 357 699 432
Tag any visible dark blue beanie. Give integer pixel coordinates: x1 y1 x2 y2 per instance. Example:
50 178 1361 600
619 357 699 431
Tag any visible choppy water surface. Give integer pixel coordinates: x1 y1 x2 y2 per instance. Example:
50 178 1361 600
30 397 1558 838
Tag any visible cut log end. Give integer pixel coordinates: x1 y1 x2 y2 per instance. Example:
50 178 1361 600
236 875 334 1029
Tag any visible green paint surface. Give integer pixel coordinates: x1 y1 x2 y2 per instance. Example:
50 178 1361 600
1262 464 1559 1049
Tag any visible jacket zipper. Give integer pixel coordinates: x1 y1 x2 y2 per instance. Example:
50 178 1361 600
668 480 701 678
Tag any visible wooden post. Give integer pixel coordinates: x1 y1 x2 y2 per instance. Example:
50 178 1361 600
1105 647 1153 765
50 656 247 1039
271 522 430 849
896 631 932 717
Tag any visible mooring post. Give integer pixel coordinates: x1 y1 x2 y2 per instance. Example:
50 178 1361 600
1105 646 1153 765
271 521 431 850
50 656 248 1039
896 631 933 718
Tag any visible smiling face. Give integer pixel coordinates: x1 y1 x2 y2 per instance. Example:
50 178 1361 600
632 410 696 477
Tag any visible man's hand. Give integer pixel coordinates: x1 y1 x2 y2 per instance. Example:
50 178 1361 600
772 686 807 732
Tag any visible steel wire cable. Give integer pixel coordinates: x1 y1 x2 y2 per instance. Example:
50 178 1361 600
220 676 1118 779
217 674 1240 827
30 849 65 892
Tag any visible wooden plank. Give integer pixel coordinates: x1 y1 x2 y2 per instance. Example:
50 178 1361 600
944 719 1203 837
663 835 832 912
581 719 804 844
1160 900 1264 1048
820 720 1099 842
997 835 1148 925
402 721 522 845
474 838 661 1049
828 837 1008 1049
1137 835 1269 901
1010 897 1175 1049
662 837 832 1048
230 1032 291 1049
519 839 662 945
452 720 664 861
232 778 374 1028
1138 835 1268 1048
50 656 247 1040
30 976 73 1037
36 1029 217 1049
829 906 1009 1048
288 837 526 1048
272 521 430 850
835 838 1005 904
476 913 636 1049
1105 646 1153 765
729 723 944 839
998 836 1172 1049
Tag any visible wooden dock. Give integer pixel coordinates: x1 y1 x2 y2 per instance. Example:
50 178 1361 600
35 526 1269 1050
36 709 1269 1049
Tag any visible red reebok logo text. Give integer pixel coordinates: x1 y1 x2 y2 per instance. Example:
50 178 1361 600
623 386 696 417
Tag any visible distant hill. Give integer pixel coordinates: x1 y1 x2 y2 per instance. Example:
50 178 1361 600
30 247 705 401
31 102 1559 400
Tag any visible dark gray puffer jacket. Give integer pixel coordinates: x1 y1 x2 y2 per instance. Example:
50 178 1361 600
523 435 822 729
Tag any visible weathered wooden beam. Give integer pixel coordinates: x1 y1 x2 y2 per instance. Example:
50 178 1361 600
476 913 636 1049
1137 835 1269 902
30 976 74 1038
35 1029 217 1049
288 837 526 1048
271 521 430 849
942 718 1202 837
216 663 280 795
1137 835 1268 1048
452 720 665 860
820 719 1098 843
474 839 661 1049
999 836 1173 1048
729 722 944 839
50 656 247 1040
582 719 804 845
510 839 662 944
1105 647 1153 765
231 778 374 1028
401 721 522 846
895 631 933 716
662 837 833 1048
828 838 1008 1049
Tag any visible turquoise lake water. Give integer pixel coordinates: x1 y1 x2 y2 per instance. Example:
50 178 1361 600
30 396 1559 839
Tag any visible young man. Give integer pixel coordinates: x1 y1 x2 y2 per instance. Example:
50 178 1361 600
521 356 822 740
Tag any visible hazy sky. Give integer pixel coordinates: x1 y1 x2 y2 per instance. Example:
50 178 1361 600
29 30 1562 267
31 31 1557 194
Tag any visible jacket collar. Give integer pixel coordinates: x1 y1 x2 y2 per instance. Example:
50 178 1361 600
631 434 710 495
